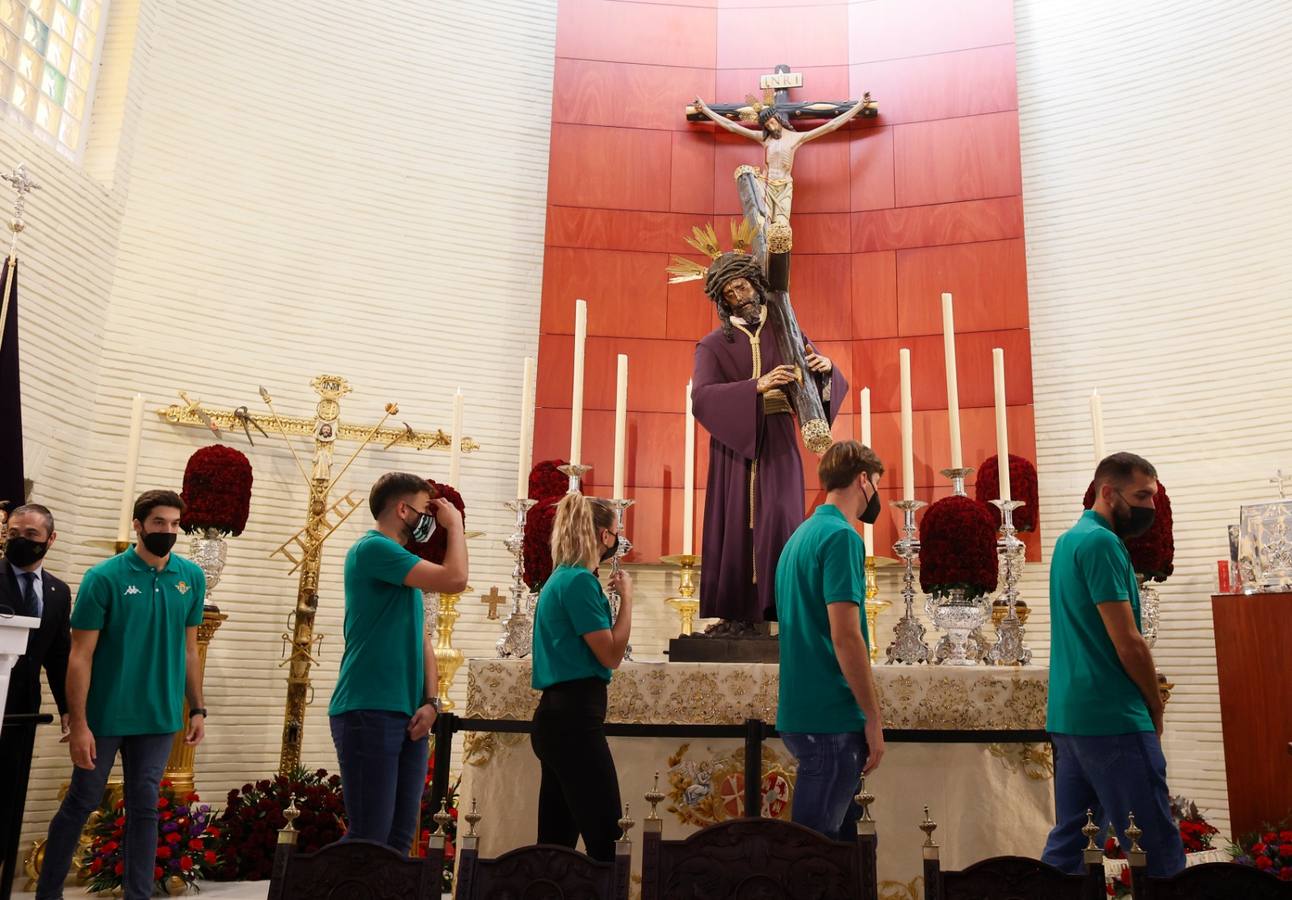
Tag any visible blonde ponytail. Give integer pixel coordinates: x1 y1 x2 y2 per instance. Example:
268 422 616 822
550 492 615 569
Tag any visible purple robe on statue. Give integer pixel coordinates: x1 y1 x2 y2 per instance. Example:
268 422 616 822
692 314 848 623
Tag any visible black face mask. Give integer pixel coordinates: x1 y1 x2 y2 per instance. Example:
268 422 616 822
4 536 49 568
405 510 435 545
1113 492 1156 539
858 481 882 525
141 531 177 557
599 532 619 563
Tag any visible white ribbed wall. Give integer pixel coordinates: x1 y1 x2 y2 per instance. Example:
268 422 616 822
11 0 1291 849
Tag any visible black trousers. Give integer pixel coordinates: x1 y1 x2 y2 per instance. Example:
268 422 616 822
529 677 622 862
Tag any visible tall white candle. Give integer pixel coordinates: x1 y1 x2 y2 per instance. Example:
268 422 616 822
517 357 536 499
448 388 464 486
570 299 587 467
992 348 1011 502
941 293 963 469
612 354 629 498
683 380 696 556
1090 389 1105 465
117 393 145 543
900 350 914 502
860 386 874 547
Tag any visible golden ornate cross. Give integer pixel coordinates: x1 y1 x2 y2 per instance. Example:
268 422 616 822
158 373 479 775
480 586 507 620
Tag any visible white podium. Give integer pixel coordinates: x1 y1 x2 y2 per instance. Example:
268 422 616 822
0 614 40 728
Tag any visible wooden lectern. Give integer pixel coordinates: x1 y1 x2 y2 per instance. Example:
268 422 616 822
1211 592 1292 837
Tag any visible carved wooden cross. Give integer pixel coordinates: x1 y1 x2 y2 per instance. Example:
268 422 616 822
684 63 876 126
480 586 507 620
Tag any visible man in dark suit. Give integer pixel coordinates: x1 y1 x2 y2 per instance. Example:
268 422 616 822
0 503 71 873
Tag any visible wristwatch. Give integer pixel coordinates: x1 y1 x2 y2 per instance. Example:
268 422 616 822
422 696 441 712
189 707 208 718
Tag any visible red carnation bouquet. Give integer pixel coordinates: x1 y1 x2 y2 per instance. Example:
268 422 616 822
1171 796 1219 854
1082 479 1174 581
524 459 568 591
975 453 1039 532
407 479 466 565
211 768 345 881
918 495 999 600
180 445 253 536
1233 823 1292 881
80 780 218 894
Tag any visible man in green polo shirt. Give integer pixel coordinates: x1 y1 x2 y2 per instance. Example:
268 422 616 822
1041 452 1185 877
775 440 886 841
328 472 467 854
36 490 207 900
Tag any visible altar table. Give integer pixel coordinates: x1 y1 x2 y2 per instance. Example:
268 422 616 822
457 659 1053 899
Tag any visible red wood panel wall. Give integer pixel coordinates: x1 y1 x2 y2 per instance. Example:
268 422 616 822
536 0 1036 562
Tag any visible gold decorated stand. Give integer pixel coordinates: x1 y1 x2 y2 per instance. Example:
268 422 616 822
162 606 227 795
661 554 701 636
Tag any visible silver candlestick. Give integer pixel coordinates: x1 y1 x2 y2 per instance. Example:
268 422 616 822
886 499 930 664
940 466 975 498
987 499 1031 665
558 462 592 494
497 498 538 658
605 497 634 661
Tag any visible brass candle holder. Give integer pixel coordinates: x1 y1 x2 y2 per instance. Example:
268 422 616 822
660 553 701 636
863 556 898 664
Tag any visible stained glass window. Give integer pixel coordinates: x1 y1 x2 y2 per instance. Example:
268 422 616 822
0 0 108 161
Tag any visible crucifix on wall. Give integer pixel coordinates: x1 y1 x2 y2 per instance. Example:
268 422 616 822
687 64 877 261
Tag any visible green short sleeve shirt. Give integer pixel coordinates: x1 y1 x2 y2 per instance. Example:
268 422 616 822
1046 510 1154 735
329 531 424 717
531 565 613 691
775 505 869 734
70 547 206 736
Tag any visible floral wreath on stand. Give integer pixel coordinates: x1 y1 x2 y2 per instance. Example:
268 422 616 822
80 780 218 896
975 453 1039 533
523 459 568 592
918 495 1000 600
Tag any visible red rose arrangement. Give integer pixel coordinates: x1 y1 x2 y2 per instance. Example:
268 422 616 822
523 459 568 591
81 780 218 894
1081 479 1174 581
211 768 345 881
975 453 1039 532
1235 825 1292 881
407 479 466 566
416 752 462 891
180 445 253 536
918 495 999 600
1170 795 1219 853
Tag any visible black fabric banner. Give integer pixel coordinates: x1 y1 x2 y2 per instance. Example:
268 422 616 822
0 257 25 511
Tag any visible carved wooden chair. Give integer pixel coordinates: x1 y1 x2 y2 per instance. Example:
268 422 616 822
454 799 634 900
266 802 450 900
921 807 1106 900
640 774 880 900
1121 814 1292 900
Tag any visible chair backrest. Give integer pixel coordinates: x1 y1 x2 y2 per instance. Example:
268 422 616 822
266 838 442 900
920 808 1104 900
640 817 878 900
1131 861 1292 900
455 843 631 900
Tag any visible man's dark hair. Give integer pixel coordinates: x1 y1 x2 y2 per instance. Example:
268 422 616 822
369 472 430 519
704 252 772 342
819 440 885 492
133 490 185 523
9 503 54 535
1093 452 1157 489
757 106 791 133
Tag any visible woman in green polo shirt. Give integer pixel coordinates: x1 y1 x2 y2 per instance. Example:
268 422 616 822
529 492 632 862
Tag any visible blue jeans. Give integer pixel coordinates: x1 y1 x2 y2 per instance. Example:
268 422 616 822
1042 732 1186 877
782 731 869 842
330 710 429 855
36 732 173 900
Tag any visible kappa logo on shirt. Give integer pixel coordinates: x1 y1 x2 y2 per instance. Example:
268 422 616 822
123 585 142 596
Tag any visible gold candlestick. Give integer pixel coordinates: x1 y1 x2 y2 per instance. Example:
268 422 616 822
432 589 465 712
163 605 227 796
661 554 701 636
863 555 894 661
